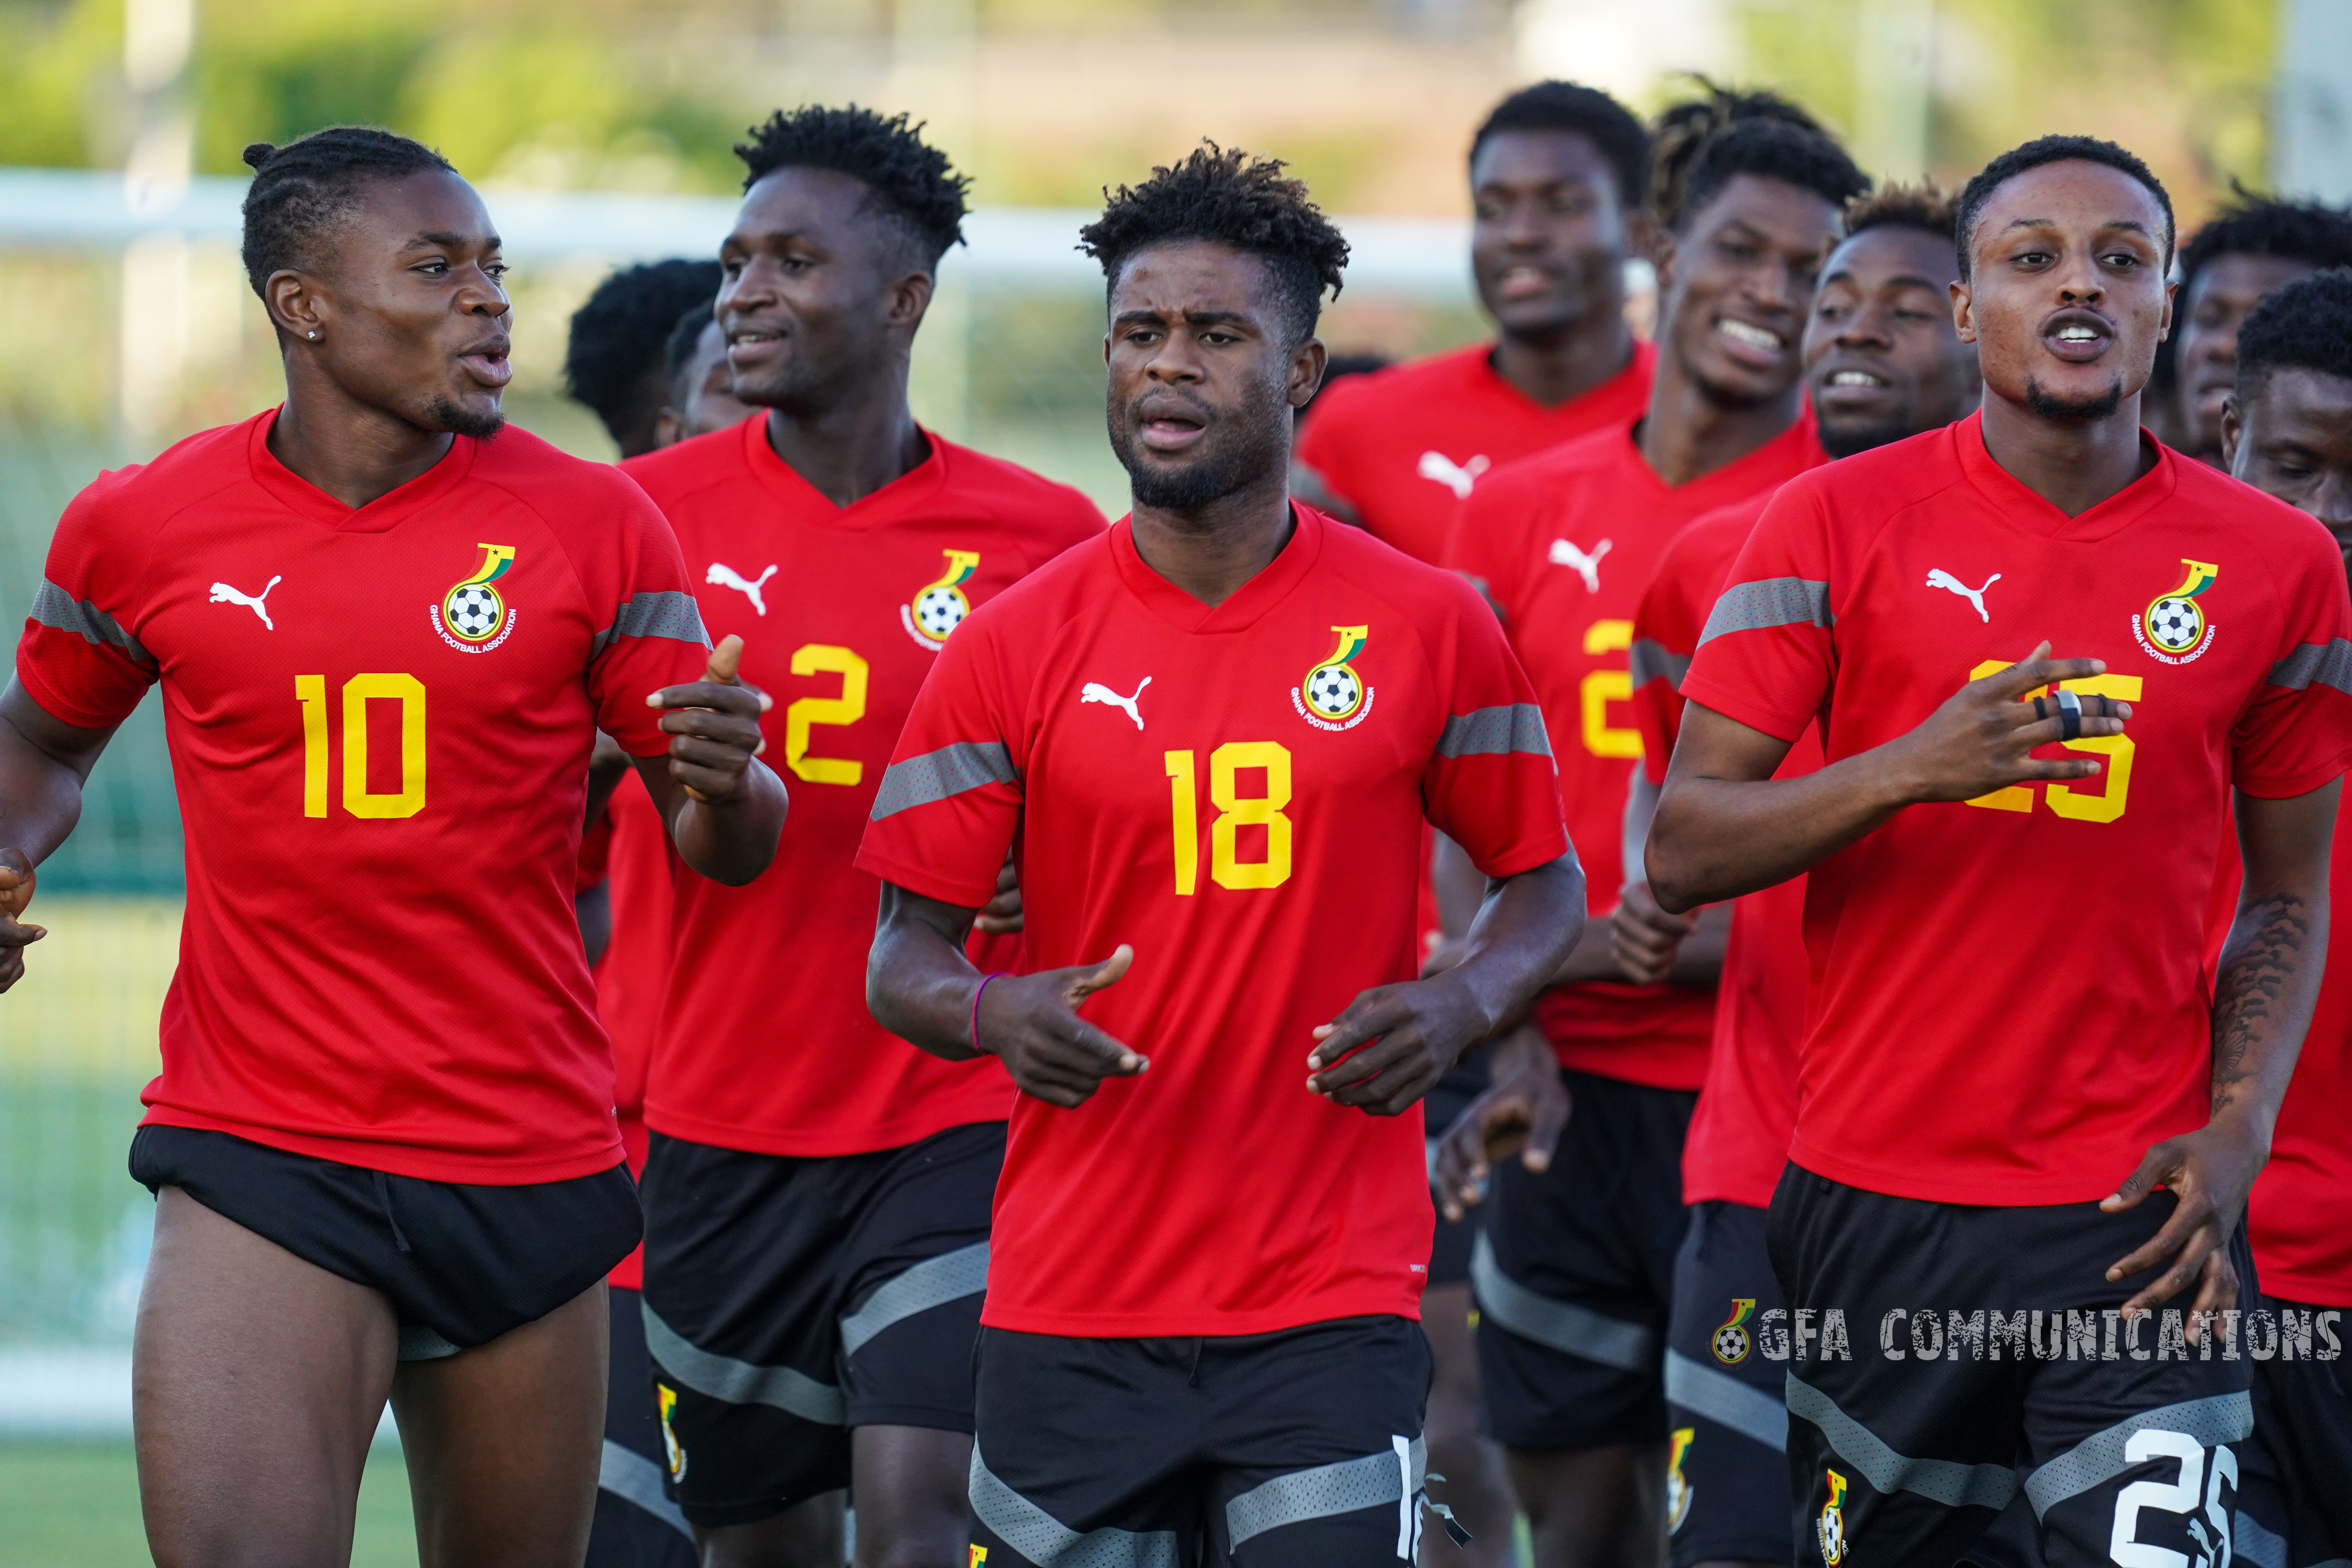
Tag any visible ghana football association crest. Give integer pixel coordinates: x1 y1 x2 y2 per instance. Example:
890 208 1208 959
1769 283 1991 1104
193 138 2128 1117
432 543 517 653
2132 557 2219 664
1816 1470 1849 1566
902 549 980 650
1711 1298 1757 1365
1666 1428 1696 1534
1294 624 1377 732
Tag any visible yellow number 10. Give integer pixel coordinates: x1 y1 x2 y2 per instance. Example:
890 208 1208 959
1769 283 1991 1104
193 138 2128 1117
296 673 426 820
1163 741 1293 894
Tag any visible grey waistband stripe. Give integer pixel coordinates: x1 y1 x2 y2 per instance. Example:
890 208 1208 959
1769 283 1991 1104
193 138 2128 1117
2022 1390 2252 1517
599 1439 693 1543
1664 1348 1787 1452
870 740 1018 821
1628 637 1691 691
1785 1372 2017 1510
969 1448 1182 1568
30 579 152 664
2269 638 2352 695
641 1301 846 1425
1470 1233 1658 1372
396 1323 461 1361
841 1241 989 1359
1698 577 1832 647
2233 1509 2288 1568
1436 703 1553 759
1225 1439 1425 1548
592 590 712 657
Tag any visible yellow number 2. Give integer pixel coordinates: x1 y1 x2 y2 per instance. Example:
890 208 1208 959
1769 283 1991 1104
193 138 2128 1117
1163 742 1294 894
297 673 425 820
1961 660 2142 822
784 644 870 786
1580 619 1641 759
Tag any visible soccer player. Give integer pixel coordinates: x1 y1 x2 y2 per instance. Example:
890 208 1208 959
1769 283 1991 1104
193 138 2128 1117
858 143 1583 1566
1436 110 1864 1566
0 128 783 1566
653 301 760 448
1601 183 1979 1568
2218 267 2352 1568
620 107 1103 1568
566 257 727 459
1647 136 2352 1566
2167 194 2352 466
1290 80 1655 562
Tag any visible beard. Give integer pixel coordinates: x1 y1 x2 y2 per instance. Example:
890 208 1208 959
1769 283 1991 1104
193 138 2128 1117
427 394 505 440
2024 376 2123 422
1109 388 1289 513
1818 412 1922 460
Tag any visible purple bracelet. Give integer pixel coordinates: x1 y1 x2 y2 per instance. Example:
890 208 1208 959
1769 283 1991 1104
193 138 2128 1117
971 971 1009 1053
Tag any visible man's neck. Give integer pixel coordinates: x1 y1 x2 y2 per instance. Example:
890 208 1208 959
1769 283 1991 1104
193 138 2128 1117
1129 470 1295 609
761 363 927 508
269 371 453 511
1490 309 1635 409
1635 356 1801 488
1978 392 2151 517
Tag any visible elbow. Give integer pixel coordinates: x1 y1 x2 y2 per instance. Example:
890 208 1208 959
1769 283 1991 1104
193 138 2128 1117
1645 830 1703 916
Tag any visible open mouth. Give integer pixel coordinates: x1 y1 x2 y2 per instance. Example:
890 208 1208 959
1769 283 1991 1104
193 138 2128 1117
1715 316 1788 364
726 325 786 365
456 341 512 389
1494 263 1553 301
2040 310 2114 364
1815 363 1893 406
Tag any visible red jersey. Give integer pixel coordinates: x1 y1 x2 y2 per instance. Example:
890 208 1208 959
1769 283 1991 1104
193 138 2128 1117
1294 341 1657 565
597 773 673 1290
20 412 709 1182
855 505 1568 1336
1682 415 2352 1205
1629 494 1818 1207
624 419 1102 1158
1445 416 1826 1089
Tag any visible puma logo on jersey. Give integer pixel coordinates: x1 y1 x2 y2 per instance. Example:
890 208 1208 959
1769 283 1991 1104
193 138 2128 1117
209 575 282 630
1925 568 2000 623
1416 450 1490 499
1548 537 1613 593
706 562 778 616
1081 677 1151 730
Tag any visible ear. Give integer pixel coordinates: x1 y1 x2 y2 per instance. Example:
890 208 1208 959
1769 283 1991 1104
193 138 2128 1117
1288 336 1328 410
2157 274 2176 345
653 406 686 450
1950 278 1977 345
2219 393 2243 471
887 270 935 331
265 268 325 344
1625 209 1664 267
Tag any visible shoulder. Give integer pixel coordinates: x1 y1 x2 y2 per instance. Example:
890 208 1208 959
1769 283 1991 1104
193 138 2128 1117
931 437 1107 546
1470 422 1632 509
2171 453 2346 588
1660 494 1772 581
617 423 747 508
475 425 660 519
957 526 1118 641
1321 511 1491 625
1317 346 1488 420
1768 425 1964 532
60 418 254 544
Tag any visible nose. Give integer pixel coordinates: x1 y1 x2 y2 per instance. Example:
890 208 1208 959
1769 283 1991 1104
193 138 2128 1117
1837 301 1895 349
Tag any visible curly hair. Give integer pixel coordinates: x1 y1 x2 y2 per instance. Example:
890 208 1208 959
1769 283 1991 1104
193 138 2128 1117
1840 180 1959 246
2237 266 2352 396
1470 81 1651 214
563 259 722 443
2178 187 2352 298
1955 134 2172 281
1648 80 1828 230
1078 143 1350 347
734 105 969 268
239 127 455 299
1673 117 1870 234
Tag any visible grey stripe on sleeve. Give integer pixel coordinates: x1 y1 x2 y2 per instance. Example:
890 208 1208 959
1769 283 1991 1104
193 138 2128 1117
29 579 152 664
869 741 1017 822
1697 578 1832 648
592 590 711 657
1435 703 1553 759
1628 637 1690 691
2269 638 2352 695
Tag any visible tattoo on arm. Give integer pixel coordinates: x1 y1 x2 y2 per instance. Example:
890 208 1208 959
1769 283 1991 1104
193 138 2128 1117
2210 892 2309 1115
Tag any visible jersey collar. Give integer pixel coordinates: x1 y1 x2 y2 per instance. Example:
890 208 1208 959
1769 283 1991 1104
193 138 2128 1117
1109 499 1327 635
1953 409 2178 543
246 407 477 534
740 411 948 526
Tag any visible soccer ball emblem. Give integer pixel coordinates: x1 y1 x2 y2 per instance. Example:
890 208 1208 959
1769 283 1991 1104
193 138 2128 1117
1305 662 1363 719
445 583 504 641
2146 595 2203 652
912 584 968 641
1817 1508 1844 1566
1712 1323 1751 1364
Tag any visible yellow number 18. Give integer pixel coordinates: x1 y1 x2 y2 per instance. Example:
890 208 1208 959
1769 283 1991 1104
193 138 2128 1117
1163 741 1294 894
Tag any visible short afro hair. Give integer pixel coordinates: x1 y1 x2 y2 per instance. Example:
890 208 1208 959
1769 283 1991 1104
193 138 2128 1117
1648 80 1828 229
1078 142 1351 348
1955 134 2173 281
1840 180 1960 247
239 127 455 299
734 105 969 269
2178 188 2352 299
563 259 722 443
1470 81 1651 216
1674 117 1870 234
2236 267 2352 396
664 300 717 390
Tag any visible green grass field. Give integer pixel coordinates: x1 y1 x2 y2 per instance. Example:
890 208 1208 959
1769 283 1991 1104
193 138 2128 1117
0 1441 422 1565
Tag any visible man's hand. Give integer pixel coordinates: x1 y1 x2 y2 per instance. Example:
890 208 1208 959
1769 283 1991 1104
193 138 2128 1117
646 634 772 804
975 855 1023 936
1879 642 2129 803
1307 965 1496 1117
2100 1113 2267 1331
975 946 1146 1107
1432 1027 1567 1221
1610 882 1692 985
0 848 44 992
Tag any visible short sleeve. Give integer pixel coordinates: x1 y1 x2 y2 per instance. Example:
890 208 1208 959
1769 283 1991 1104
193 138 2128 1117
2232 524 2352 798
1630 542 1708 786
853 613 1025 909
1676 482 1836 745
16 477 160 730
1421 586 1572 879
586 486 713 757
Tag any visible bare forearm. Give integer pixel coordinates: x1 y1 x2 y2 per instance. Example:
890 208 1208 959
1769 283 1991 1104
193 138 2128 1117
2210 889 2325 1138
0 689 111 863
1450 856 1586 1035
1650 753 1906 913
867 888 985 1059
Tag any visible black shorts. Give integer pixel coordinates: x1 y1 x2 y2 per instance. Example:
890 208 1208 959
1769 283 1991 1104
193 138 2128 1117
1768 1163 2258 1568
639 1121 1002 1527
1423 1061 1488 1290
588 1285 698 1567
969 1315 1434 1567
1664 1200 1790 1568
1472 1067 1693 1448
129 1124 639 1356
2234 1292 2352 1568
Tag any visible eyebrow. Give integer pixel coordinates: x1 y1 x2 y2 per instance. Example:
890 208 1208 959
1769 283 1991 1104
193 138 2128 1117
1112 309 1256 329
1999 217 2156 240
408 230 498 250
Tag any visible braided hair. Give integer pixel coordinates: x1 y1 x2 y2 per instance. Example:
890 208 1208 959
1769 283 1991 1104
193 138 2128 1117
1648 80 1827 231
239 127 456 298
